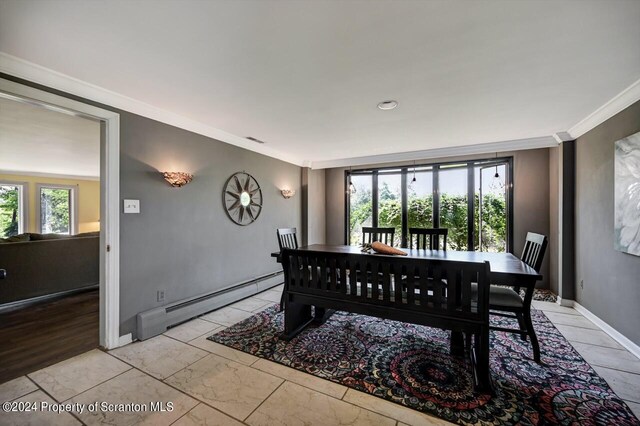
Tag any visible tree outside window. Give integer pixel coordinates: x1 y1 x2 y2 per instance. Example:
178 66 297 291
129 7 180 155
0 184 20 238
38 185 76 235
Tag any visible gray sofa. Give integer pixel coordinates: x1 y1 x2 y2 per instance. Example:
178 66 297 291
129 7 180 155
0 232 99 305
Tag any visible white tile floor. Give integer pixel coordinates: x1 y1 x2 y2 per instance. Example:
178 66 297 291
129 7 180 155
1 288 639 425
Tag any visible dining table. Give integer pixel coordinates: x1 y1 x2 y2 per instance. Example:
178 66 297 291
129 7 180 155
272 244 541 285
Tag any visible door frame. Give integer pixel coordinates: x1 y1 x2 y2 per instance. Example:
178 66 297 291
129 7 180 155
0 77 123 349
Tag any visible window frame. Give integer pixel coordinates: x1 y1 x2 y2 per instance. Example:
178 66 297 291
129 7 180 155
345 156 514 252
36 183 79 235
0 180 29 236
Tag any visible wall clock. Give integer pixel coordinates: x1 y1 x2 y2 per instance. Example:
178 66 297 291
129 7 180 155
222 171 263 226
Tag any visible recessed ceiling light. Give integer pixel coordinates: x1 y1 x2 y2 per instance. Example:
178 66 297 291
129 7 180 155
377 100 398 110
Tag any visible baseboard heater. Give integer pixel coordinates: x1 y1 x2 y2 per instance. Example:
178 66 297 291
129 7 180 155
136 271 283 340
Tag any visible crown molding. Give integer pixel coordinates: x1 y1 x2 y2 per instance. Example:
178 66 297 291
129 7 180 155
0 169 100 181
310 136 558 169
568 77 640 139
0 52 305 167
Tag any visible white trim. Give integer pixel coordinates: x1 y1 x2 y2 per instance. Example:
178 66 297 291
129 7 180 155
573 302 640 361
555 296 574 308
0 179 29 235
553 132 573 143
0 77 123 350
0 52 304 167
35 183 79 235
0 169 99 181
568 78 640 139
310 136 558 169
118 333 133 347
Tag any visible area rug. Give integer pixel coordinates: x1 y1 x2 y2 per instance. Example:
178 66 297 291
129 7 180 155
497 287 557 303
208 305 638 425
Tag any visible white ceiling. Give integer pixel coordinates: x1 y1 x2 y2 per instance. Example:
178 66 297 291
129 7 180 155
0 0 639 168
0 96 100 177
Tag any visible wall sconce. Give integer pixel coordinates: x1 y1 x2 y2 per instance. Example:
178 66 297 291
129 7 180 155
162 172 193 188
281 189 296 199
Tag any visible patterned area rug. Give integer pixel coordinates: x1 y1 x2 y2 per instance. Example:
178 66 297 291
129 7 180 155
498 287 557 303
208 305 638 425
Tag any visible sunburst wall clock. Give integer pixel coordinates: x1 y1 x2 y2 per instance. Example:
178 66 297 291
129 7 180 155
222 171 263 226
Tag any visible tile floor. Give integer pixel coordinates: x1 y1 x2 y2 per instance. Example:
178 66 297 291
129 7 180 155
1 288 639 425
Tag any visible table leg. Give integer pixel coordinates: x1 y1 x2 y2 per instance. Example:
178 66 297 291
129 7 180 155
450 331 465 357
312 307 336 325
283 298 313 340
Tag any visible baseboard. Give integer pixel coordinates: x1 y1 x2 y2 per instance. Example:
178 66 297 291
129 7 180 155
573 302 640 360
556 296 575 307
0 284 99 313
117 333 132 348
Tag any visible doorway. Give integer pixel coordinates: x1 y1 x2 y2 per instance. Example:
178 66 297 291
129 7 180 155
0 78 121 379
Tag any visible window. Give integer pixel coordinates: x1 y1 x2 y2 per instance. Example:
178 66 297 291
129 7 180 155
345 158 513 251
0 181 28 238
37 184 78 235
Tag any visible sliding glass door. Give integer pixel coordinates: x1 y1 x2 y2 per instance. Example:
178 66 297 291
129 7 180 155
346 157 512 252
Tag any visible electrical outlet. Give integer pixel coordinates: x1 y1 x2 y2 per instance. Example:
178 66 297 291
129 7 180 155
157 290 165 303
580 280 584 289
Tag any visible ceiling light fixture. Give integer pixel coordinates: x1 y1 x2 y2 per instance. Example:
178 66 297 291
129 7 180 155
409 160 417 188
490 153 505 191
377 100 398 110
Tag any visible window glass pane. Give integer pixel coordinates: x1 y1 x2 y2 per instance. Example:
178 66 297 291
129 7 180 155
349 175 372 246
0 185 20 238
407 168 433 240
475 164 507 252
439 167 468 250
377 172 402 246
41 187 71 234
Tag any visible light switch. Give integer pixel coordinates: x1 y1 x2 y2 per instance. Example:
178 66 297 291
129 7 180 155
123 199 140 214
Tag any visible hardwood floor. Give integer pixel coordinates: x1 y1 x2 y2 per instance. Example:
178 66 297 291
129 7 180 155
0 289 99 384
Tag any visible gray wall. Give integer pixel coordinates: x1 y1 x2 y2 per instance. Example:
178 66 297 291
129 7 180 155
324 148 552 288
120 117 301 337
548 146 559 295
575 100 640 345
2 74 302 340
307 168 326 245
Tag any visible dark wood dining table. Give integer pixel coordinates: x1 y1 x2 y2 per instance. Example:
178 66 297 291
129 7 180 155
272 244 542 286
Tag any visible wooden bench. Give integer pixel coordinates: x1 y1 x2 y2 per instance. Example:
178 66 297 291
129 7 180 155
280 247 492 392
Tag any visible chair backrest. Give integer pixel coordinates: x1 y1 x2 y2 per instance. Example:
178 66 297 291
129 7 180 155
281 248 490 322
521 232 548 272
277 228 298 251
361 227 396 247
408 228 448 250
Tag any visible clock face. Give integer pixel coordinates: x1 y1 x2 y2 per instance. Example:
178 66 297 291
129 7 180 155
223 172 263 226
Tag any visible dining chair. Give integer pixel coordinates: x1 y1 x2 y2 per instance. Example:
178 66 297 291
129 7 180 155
277 227 298 251
276 228 298 311
408 228 448 250
361 227 396 247
488 232 548 363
